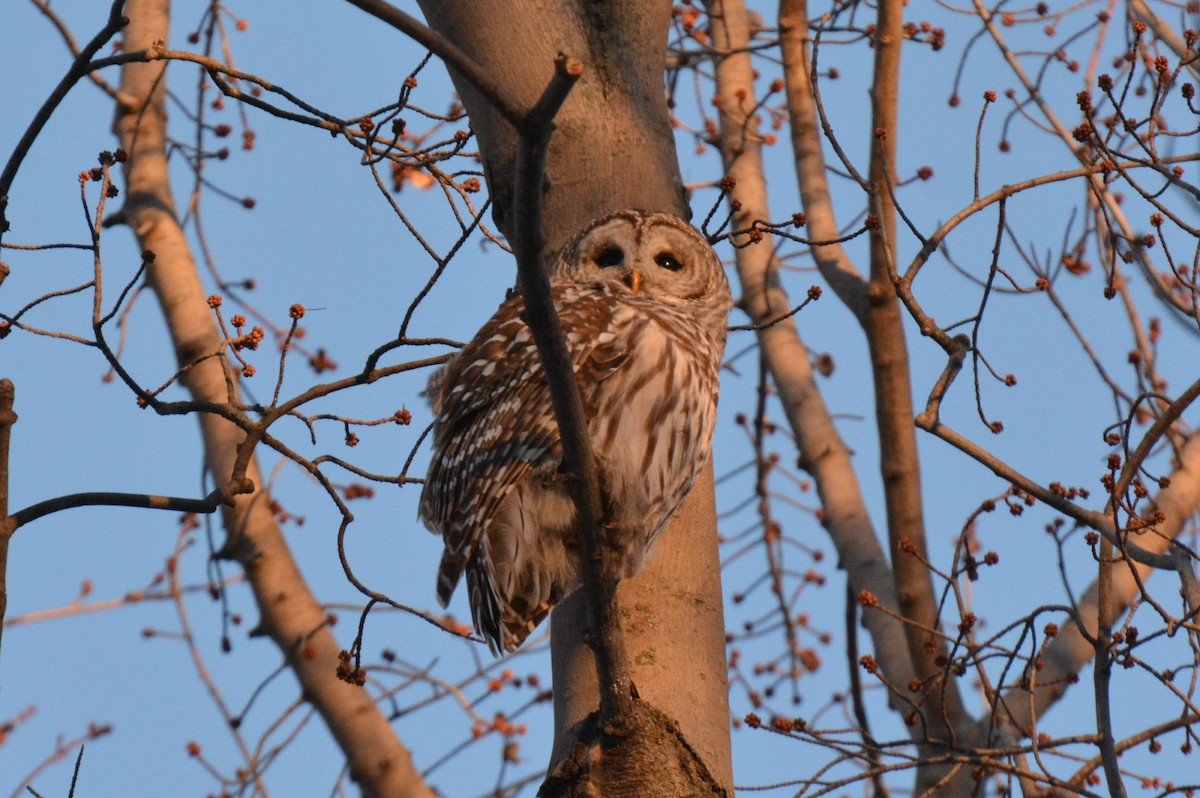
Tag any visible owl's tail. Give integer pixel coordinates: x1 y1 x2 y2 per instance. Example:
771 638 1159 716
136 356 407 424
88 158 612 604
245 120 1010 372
435 549 466 608
462 545 560 655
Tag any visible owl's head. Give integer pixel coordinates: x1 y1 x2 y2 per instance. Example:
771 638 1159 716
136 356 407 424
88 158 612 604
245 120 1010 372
555 210 731 311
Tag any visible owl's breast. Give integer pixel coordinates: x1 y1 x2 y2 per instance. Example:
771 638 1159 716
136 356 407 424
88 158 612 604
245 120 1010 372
584 306 720 549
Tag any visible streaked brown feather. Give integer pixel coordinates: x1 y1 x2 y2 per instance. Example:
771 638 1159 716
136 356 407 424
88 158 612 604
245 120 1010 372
417 211 731 654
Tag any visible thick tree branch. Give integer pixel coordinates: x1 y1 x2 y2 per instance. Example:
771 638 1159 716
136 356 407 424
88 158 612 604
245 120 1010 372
113 3 433 796
778 0 869 321
864 0 975 788
707 0 917 721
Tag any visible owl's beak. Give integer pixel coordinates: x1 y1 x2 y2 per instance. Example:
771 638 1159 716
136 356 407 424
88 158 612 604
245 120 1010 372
624 269 643 293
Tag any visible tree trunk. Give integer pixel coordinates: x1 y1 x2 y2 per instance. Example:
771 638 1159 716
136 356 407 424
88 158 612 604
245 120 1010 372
708 0 918 733
113 2 432 795
415 2 734 794
862 3 977 790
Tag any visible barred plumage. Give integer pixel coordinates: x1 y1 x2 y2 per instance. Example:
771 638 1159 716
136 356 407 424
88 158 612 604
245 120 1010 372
419 210 732 653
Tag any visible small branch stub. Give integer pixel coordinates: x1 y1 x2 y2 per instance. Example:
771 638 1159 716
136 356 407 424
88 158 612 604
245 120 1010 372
1 378 18 664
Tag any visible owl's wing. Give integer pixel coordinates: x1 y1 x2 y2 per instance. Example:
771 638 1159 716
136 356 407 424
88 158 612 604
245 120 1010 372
418 286 628 607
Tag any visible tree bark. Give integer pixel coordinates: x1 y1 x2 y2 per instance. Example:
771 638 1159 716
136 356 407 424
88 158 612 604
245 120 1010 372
114 2 432 796
414 1 734 793
863 2 976 790
777 0 869 321
416 1 689 255
709 0 919 722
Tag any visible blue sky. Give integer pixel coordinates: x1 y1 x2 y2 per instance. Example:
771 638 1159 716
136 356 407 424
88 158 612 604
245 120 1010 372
3 2 1198 796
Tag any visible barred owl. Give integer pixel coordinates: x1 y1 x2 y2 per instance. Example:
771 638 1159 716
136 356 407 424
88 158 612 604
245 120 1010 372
419 210 732 654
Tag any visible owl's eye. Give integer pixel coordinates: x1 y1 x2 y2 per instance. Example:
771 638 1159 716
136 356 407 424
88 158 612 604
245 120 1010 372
596 247 624 268
655 252 684 272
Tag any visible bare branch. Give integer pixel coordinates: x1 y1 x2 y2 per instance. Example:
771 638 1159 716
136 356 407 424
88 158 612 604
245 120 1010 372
112 3 434 795
0 0 127 246
341 0 525 126
998 433 1200 735
506 55 640 722
11 487 226 530
0 378 15 662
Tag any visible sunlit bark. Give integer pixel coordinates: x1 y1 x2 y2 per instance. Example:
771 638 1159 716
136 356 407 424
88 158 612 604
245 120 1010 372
412 1 734 793
114 2 432 795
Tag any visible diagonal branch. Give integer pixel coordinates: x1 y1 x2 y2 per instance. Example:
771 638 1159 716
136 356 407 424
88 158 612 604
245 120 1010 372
709 0 918 723
0 0 127 247
113 2 434 795
1001 431 1200 732
508 54 637 725
341 0 525 126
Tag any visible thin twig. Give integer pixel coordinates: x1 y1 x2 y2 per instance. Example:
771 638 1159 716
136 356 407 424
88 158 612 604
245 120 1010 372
0 379 15 662
0 0 127 246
